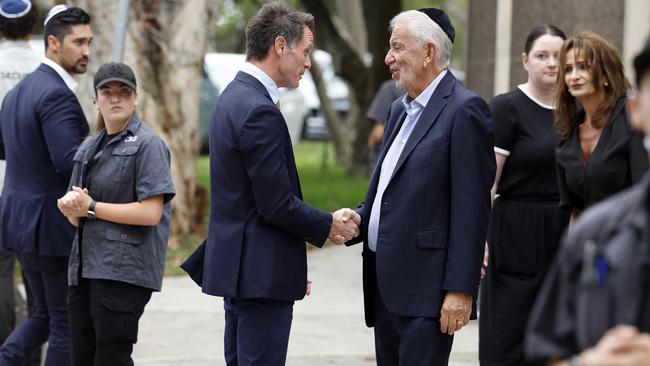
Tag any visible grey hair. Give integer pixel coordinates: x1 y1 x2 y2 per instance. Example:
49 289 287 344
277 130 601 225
389 10 452 68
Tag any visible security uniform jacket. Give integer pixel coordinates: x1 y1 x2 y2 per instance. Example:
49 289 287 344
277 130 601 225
349 71 495 326
0 63 88 256
183 71 332 301
67 115 175 291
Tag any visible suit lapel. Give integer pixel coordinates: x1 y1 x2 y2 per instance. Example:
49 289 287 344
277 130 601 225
235 71 303 197
363 103 406 232
38 64 71 88
367 104 407 197
235 71 275 104
388 72 455 182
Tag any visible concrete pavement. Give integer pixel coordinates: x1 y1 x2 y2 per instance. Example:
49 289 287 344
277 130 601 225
132 244 479 365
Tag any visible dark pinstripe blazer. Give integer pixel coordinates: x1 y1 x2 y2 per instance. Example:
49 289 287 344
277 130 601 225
351 71 495 326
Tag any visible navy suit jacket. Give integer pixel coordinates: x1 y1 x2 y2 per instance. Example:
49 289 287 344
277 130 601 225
182 71 332 301
0 63 89 256
352 71 495 326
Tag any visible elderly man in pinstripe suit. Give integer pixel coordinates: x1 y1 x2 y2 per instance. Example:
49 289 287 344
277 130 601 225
346 8 495 366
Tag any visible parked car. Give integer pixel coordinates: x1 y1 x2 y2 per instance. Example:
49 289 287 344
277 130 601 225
295 50 350 140
201 50 352 145
202 53 309 146
198 72 219 155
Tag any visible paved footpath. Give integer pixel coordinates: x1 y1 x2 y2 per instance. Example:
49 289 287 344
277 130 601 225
132 244 479 365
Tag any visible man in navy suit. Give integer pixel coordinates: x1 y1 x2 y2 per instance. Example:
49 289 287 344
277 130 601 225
0 0 41 356
345 9 495 366
181 2 359 365
0 5 91 365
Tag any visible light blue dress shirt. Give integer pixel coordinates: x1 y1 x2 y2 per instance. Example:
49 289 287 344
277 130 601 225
367 69 447 252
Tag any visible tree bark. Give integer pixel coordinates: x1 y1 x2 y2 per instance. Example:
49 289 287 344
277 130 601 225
72 0 220 238
301 0 400 175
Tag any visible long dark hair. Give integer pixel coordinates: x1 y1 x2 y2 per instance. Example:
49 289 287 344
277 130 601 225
554 32 630 139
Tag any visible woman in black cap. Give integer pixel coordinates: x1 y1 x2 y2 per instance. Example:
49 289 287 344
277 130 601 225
57 62 175 366
555 32 648 223
479 25 569 366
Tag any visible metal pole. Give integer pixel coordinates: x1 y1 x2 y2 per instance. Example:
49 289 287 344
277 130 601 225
111 0 131 62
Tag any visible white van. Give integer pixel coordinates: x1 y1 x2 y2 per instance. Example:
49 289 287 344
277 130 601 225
203 53 309 145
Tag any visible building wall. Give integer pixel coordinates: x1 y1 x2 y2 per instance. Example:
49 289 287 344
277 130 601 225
467 0 649 101
466 0 497 100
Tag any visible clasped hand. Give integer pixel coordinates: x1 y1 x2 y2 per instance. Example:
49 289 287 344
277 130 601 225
57 186 92 218
328 208 361 245
576 325 650 366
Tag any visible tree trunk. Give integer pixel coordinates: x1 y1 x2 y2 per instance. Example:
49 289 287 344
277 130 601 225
355 0 400 172
71 0 220 239
301 0 400 175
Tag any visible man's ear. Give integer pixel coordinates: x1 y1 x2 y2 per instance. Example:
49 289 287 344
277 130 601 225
46 34 60 53
273 36 287 56
424 42 436 67
522 52 529 72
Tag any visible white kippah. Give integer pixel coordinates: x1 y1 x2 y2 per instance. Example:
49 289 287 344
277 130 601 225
43 4 68 26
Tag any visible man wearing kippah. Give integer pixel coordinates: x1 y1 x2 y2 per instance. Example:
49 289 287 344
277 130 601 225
346 8 494 365
0 4 92 365
0 0 41 359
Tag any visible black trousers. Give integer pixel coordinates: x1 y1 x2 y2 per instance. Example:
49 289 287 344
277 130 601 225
0 249 42 366
0 248 15 342
68 278 152 366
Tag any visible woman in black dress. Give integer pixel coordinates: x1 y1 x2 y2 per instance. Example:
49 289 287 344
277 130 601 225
555 32 648 221
479 25 570 366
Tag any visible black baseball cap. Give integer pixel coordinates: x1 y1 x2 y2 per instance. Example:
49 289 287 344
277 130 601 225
634 35 650 87
418 8 455 44
94 62 137 91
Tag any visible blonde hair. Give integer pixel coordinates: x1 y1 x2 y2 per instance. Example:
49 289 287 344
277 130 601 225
95 111 105 132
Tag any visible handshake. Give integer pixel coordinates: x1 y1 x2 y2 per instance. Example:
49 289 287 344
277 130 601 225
328 208 361 245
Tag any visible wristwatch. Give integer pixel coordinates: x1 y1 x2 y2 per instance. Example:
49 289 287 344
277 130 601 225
87 200 97 220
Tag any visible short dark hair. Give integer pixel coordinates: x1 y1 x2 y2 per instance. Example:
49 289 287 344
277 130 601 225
524 24 566 55
245 2 314 62
43 7 91 51
0 3 38 40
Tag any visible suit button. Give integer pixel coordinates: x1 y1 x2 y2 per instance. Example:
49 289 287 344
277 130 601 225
383 201 388 205
120 234 127 240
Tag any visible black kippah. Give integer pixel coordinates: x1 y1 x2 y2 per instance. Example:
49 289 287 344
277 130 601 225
418 8 455 44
